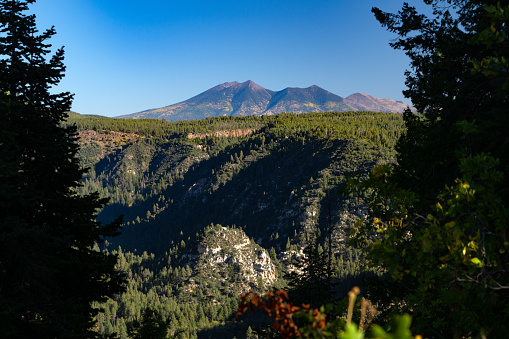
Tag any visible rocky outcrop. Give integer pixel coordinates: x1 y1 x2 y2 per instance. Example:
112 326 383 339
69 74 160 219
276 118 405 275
182 225 277 294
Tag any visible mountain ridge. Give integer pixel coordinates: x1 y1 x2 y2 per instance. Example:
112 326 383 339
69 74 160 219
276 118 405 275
118 80 413 121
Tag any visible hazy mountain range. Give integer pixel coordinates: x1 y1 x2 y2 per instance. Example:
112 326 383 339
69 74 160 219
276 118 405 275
118 80 414 121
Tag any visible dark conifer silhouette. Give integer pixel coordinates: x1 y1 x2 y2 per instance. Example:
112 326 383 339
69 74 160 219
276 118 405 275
284 239 330 307
0 0 124 337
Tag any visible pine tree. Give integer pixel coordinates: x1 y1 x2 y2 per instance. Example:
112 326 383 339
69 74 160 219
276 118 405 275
0 0 124 337
284 240 330 307
128 307 169 339
246 326 258 339
373 0 509 206
352 1 509 337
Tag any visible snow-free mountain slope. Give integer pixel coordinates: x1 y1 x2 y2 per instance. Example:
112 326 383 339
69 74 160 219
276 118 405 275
118 81 413 121
343 92 414 113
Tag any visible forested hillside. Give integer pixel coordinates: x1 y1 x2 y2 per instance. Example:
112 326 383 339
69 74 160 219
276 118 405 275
62 111 405 338
66 111 403 253
5 0 507 337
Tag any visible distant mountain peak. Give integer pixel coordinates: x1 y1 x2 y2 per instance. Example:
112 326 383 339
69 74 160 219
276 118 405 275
216 81 239 89
242 80 264 90
344 92 415 113
118 82 413 121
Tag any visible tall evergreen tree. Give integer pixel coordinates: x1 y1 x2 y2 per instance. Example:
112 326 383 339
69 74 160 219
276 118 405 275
128 307 169 339
284 240 330 307
372 0 509 206
0 0 124 337
349 1 509 337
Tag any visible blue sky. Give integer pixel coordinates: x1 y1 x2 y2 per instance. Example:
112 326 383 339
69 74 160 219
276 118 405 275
31 0 416 117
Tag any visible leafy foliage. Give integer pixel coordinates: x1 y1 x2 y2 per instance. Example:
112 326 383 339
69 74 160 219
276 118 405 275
349 155 509 337
347 1 509 337
236 288 422 339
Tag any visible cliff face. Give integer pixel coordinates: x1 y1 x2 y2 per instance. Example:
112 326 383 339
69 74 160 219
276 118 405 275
186 128 258 139
181 225 277 297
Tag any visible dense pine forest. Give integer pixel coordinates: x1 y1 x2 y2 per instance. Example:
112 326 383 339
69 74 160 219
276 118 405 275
2 0 508 338
63 111 404 338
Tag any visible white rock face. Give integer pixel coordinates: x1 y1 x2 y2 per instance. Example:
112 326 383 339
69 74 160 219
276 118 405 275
188 225 277 292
